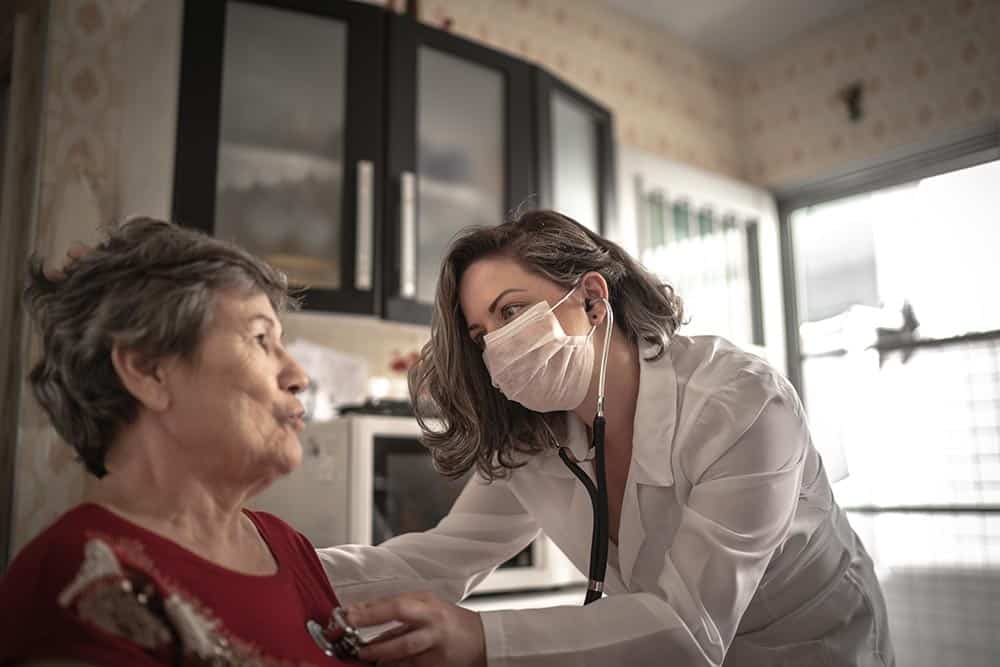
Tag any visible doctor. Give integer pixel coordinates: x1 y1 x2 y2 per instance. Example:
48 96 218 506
321 209 893 666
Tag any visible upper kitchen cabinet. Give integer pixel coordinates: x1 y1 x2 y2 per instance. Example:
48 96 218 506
173 0 385 314
535 69 615 236
381 13 535 324
172 1 614 324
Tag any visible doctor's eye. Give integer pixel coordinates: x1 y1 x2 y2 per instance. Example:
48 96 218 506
499 303 525 322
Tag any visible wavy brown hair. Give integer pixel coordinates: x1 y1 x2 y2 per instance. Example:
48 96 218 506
409 209 684 482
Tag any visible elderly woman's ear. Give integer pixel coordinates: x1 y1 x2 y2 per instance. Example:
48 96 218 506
110 343 171 412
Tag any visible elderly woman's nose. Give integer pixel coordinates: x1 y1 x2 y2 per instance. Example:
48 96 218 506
280 353 310 395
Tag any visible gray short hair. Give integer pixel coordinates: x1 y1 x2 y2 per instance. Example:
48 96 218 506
24 217 298 478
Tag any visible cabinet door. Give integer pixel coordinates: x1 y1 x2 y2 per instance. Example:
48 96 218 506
535 70 615 236
173 0 384 313
383 16 535 324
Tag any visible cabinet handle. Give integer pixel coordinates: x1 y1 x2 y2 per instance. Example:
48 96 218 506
400 171 417 299
355 160 374 291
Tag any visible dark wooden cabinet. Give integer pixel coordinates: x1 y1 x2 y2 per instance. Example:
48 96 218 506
381 13 535 324
172 0 614 324
173 0 385 314
535 69 616 237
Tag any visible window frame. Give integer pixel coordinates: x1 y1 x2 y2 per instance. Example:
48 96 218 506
776 122 1000 397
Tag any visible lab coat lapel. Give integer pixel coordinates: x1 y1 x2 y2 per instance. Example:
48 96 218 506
534 413 591 480
561 415 603 569
616 481 644 590
630 340 677 488
617 339 679 588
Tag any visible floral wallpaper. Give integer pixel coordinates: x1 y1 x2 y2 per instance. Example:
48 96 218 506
11 0 143 555
739 0 1000 187
1 0 48 564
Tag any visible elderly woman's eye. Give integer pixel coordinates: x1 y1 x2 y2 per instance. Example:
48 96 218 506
255 333 270 351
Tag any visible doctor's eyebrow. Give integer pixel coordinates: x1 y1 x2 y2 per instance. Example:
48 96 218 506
488 288 525 314
467 288 526 336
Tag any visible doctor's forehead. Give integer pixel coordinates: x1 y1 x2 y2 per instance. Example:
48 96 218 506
460 257 539 310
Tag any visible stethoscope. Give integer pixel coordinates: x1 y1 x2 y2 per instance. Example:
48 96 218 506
558 297 613 605
306 607 399 661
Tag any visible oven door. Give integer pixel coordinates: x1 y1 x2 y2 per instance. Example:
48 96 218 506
358 423 581 594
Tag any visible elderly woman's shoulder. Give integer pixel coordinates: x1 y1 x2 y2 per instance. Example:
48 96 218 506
1 504 112 597
5 504 101 569
0 505 114 660
243 507 322 559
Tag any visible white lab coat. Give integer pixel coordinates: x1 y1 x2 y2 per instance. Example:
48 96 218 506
316 336 894 666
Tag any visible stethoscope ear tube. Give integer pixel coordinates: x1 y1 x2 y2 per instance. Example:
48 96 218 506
560 294 613 606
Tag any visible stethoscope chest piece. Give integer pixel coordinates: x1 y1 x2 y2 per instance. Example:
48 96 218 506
306 619 337 657
306 610 362 661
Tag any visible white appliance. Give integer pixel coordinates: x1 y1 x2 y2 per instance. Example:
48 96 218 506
252 415 584 595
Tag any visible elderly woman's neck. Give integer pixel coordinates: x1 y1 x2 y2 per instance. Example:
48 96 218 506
84 428 272 571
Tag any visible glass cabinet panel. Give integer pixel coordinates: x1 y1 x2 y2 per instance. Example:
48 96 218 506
552 90 600 232
214 1 347 290
415 46 504 305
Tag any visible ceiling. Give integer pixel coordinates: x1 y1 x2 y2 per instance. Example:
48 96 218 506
604 0 882 63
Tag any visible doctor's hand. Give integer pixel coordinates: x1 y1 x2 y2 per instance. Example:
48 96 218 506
344 592 487 667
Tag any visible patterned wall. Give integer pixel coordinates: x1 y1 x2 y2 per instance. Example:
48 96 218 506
1 0 49 565
11 0 145 554
37 0 143 245
423 0 1000 188
738 0 1000 187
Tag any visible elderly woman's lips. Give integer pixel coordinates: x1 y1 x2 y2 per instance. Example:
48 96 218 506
280 411 305 432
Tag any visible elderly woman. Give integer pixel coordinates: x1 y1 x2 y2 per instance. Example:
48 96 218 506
0 218 356 666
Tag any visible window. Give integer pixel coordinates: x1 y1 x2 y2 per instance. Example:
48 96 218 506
790 159 1000 508
785 157 1000 667
637 183 763 348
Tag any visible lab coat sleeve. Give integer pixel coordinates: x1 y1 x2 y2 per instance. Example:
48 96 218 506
315 473 540 606
480 395 808 667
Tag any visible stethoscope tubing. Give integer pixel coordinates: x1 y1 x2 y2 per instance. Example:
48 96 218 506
560 296 613 605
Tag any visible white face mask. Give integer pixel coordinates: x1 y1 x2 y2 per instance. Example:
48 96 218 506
482 286 597 412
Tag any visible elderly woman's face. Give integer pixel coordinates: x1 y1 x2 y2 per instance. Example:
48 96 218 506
162 290 308 485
